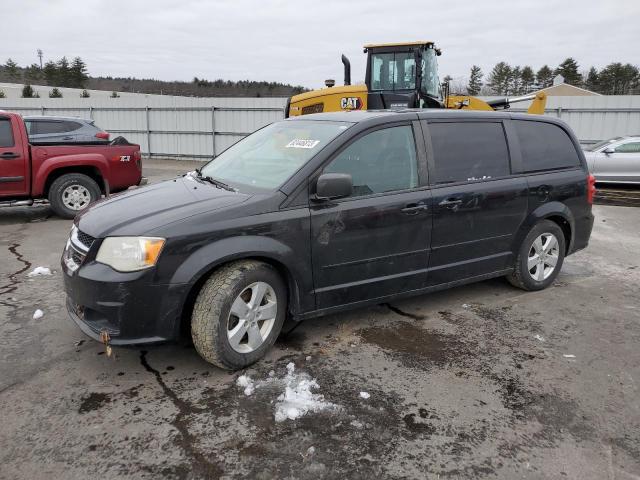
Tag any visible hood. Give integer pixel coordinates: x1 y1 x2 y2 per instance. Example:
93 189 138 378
76 175 251 237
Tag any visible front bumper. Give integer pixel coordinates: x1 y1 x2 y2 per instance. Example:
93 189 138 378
62 252 188 345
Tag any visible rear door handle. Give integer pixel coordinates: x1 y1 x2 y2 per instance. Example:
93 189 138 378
401 202 429 214
0 152 19 159
62 136 73 140
439 198 463 207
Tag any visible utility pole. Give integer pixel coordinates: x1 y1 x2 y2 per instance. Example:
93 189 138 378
37 49 43 69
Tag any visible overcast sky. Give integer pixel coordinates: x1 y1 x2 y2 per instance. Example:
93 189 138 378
6 0 640 89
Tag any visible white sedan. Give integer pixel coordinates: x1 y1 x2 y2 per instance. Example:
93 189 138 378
584 136 640 184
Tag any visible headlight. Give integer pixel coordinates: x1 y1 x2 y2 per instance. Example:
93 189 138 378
96 237 165 272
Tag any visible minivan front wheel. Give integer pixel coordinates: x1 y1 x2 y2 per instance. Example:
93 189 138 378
508 220 566 291
191 260 287 370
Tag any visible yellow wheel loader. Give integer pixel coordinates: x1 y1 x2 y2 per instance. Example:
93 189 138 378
286 41 546 117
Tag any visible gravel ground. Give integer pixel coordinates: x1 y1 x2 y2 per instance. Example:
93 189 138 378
0 159 638 480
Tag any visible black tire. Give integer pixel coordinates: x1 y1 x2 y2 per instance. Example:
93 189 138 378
507 220 566 291
48 173 101 219
191 260 287 370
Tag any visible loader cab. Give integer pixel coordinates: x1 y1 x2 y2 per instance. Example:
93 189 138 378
364 41 444 110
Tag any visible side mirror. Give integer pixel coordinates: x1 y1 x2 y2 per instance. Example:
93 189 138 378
604 147 615 155
315 173 352 200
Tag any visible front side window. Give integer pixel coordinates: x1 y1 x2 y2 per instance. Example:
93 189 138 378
514 120 580 172
429 122 510 184
200 120 352 190
0 118 15 147
324 125 418 197
615 142 640 153
370 52 416 91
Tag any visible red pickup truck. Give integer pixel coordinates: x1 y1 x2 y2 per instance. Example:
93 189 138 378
0 111 143 218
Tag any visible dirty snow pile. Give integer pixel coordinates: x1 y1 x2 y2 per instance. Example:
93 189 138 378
27 267 52 277
236 362 340 422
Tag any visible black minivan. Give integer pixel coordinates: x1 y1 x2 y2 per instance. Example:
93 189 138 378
62 110 595 369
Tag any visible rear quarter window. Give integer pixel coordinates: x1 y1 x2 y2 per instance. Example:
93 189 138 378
0 118 14 147
514 120 580 172
429 121 510 184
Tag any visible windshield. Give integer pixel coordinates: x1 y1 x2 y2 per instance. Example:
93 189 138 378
421 48 441 98
584 137 623 151
199 120 352 190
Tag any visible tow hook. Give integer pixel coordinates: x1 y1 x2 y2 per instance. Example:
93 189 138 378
99 330 113 358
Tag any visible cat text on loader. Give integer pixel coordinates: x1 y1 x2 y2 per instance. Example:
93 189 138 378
285 41 546 117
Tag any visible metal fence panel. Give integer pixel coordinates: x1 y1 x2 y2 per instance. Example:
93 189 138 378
2 95 639 157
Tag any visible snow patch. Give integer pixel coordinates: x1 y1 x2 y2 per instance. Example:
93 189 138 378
33 309 44 319
236 375 255 396
236 363 340 422
28 267 52 277
534 334 545 342
462 303 470 309
563 354 576 358
359 391 370 399
350 420 364 429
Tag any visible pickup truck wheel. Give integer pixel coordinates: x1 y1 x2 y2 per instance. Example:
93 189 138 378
48 173 101 219
507 220 566 291
191 260 287 370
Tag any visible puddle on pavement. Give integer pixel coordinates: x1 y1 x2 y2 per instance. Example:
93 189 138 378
358 321 468 367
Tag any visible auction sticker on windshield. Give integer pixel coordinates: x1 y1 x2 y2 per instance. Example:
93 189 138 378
286 139 320 149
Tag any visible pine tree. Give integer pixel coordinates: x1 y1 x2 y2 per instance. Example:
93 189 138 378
49 87 63 98
80 89 90 98
536 65 554 88
4 58 20 81
520 66 535 94
510 66 522 95
467 65 483 95
584 67 600 92
21 84 36 98
487 62 512 95
56 57 71 87
597 63 639 95
24 63 42 84
0 90 6 98
110 91 120 98
554 58 582 86
70 57 88 88
43 61 58 86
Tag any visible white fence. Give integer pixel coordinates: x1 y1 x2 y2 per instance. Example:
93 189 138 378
1 95 639 159
0 96 287 159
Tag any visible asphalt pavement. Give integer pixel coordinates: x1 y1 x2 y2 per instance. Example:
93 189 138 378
0 159 638 479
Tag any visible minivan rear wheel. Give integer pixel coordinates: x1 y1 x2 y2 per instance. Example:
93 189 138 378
191 260 287 370
507 220 566 291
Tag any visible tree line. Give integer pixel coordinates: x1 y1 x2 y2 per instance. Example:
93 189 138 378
0 57 307 98
456 58 640 96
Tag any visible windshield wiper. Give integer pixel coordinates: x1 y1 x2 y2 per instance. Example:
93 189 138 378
194 169 236 192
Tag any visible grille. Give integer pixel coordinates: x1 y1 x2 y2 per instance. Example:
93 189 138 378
71 250 85 266
76 230 95 249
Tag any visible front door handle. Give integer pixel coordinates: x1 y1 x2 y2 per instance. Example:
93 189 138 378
439 198 463 207
0 152 19 159
62 136 73 140
401 203 429 214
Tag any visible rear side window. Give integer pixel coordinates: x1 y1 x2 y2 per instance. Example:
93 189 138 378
0 118 14 147
615 142 640 153
429 122 510 184
63 121 83 132
514 120 580 172
32 120 72 135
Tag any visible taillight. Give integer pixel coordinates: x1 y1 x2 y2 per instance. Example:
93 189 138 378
95 132 110 140
587 174 596 204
